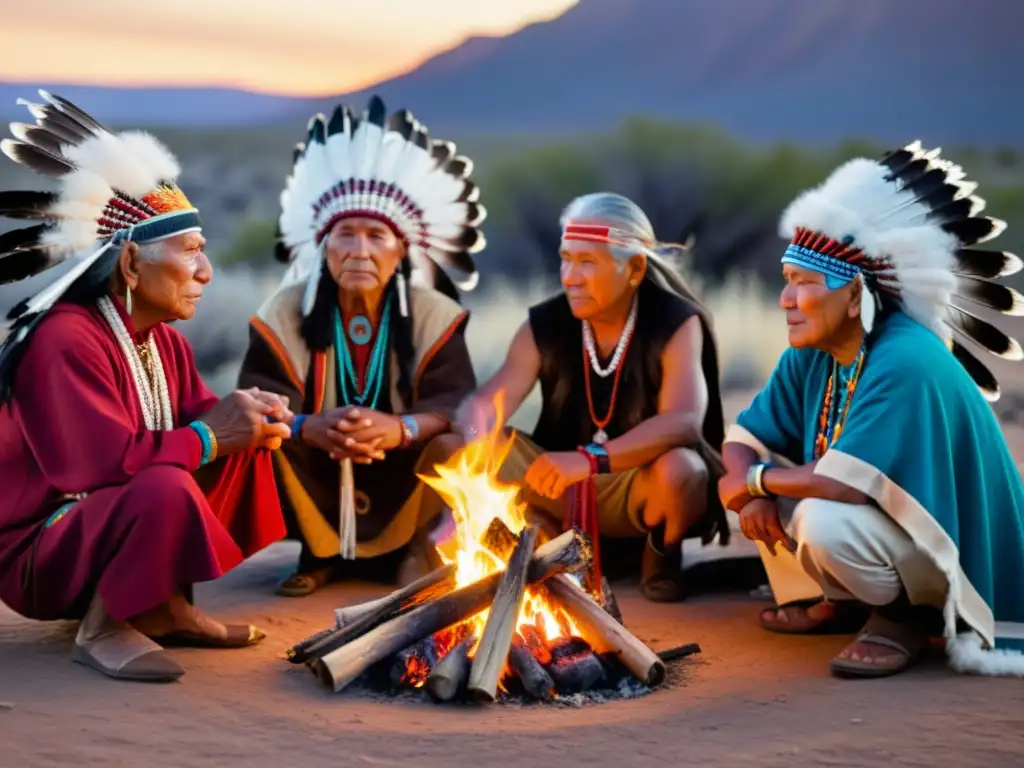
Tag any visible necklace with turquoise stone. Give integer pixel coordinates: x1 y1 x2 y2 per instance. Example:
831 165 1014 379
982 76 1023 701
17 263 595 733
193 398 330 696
333 296 392 409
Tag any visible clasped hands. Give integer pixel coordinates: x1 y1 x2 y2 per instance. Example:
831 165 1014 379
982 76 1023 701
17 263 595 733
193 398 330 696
301 406 404 464
717 470 794 556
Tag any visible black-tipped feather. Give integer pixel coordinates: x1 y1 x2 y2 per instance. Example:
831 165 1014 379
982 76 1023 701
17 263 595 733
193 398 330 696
11 124 64 155
387 109 415 141
0 224 47 257
40 91 111 135
31 107 94 145
366 95 386 127
904 168 949 200
887 158 930 186
948 305 1022 359
953 248 1021 279
954 277 1024 315
456 180 479 203
951 340 1000 400
0 247 54 284
307 114 327 145
943 217 1003 246
431 140 455 167
432 248 477 276
445 156 472 179
414 128 429 152
274 241 291 263
0 191 57 220
880 147 915 174
926 196 976 225
292 142 305 164
327 105 348 136
2 141 74 178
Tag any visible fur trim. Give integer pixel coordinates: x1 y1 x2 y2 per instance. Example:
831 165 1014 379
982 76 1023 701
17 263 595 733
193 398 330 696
947 632 1024 677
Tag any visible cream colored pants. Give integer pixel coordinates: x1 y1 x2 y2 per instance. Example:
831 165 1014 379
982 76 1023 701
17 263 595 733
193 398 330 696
759 497 948 610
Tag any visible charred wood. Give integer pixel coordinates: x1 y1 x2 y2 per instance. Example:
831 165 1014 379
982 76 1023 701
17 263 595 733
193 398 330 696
313 529 591 693
467 526 539 702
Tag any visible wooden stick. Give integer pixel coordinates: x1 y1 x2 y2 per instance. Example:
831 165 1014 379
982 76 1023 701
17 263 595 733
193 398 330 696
657 643 701 662
467 526 538 702
546 574 666 687
286 564 456 664
425 634 476 702
509 636 554 700
313 529 591 693
334 595 391 628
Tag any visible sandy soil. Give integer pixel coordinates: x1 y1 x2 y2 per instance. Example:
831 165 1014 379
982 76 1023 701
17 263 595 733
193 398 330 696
2 399 1024 767
2 539 1024 768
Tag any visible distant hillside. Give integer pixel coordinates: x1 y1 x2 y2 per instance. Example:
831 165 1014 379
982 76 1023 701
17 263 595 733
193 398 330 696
0 0 1019 145
324 0 1023 145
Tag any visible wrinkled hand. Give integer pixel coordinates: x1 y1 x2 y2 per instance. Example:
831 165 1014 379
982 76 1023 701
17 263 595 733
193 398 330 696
738 499 794 556
524 451 593 500
202 389 292 456
718 471 755 513
334 407 403 457
250 390 293 425
298 407 379 465
455 398 494 443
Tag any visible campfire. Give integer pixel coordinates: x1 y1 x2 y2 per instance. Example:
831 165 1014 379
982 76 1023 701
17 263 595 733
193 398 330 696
286 408 699 704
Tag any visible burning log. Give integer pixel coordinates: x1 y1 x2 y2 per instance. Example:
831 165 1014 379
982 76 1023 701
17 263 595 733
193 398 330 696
426 634 476 702
467 526 539 702
547 575 666 687
509 636 554 700
545 637 605 693
519 625 553 664
286 564 457 664
389 636 439 688
313 528 591 693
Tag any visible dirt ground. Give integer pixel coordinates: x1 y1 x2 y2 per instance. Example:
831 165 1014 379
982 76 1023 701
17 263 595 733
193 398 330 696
2 538 1024 768
2 395 1024 767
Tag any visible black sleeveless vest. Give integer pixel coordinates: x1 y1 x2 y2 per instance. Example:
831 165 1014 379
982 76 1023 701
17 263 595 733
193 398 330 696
528 277 725 457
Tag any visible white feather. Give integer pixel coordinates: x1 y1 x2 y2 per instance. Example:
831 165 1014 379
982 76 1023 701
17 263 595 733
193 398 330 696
64 134 158 198
117 131 181 182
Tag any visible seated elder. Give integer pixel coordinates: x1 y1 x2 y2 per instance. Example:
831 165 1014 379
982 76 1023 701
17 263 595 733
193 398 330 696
237 96 481 596
456 192 728 602
720 142 1024 678
0 92 291 683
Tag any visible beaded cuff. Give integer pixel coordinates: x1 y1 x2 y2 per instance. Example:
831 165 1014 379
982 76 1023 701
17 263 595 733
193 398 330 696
399 415 420 449
188 420 218 466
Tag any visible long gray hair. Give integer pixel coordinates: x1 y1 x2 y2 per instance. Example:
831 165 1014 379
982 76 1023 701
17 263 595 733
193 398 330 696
559 192 710 322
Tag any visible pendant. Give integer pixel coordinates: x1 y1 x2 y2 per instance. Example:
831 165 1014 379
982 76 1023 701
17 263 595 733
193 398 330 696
593 428 608 445
347 315 373 346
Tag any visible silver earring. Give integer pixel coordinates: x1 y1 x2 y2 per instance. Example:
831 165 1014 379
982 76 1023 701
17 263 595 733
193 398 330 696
125 286 133 315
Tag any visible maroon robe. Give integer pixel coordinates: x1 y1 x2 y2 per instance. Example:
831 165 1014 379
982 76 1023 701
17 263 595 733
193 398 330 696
0 298 285 623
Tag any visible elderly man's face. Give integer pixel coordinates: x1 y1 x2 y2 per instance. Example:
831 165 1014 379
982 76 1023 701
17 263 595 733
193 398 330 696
132 230 211 322
559 240 639 320
325 216 404 298
779 264 859 349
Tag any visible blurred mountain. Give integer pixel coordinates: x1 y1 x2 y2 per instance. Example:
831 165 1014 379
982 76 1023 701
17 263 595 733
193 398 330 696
327 0 1022 145
1 0 1020 144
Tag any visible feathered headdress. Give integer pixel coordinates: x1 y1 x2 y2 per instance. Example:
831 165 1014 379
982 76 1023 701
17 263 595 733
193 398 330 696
779 140 1022 400
0 90 201 348
275 94 486 316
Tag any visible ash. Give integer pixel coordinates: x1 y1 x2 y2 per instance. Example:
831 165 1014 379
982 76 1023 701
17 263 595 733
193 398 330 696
339 656 662 708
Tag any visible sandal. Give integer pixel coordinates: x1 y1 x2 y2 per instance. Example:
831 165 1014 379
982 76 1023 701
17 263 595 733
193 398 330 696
829 612 927 679
275 568 331 598
157 624 266 649
759 599 870 635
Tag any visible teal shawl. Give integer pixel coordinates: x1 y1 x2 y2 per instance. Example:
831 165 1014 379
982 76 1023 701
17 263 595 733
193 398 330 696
732 310 1024 675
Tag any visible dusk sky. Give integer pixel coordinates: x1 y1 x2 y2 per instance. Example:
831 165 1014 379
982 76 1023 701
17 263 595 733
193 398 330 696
0 0 579 95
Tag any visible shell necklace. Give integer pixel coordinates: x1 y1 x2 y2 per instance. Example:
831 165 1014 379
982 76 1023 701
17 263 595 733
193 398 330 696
97 295 173 430
582 295 638 378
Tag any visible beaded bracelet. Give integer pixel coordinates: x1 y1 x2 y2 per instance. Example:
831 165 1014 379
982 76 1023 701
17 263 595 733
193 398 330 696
581 442 611 474
188 420 218 466
399 415 420 448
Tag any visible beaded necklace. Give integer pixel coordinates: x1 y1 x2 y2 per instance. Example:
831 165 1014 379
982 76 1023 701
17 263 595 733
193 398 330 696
813 346 866 459
97 295 173 430
333 296 392 410
582 298 638 445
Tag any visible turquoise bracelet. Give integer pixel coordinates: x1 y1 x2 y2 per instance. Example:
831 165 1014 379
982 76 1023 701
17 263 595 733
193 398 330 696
188 421 215 466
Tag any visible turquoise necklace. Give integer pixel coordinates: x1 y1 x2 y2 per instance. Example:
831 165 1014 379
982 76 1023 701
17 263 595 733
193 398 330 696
333 296 392 409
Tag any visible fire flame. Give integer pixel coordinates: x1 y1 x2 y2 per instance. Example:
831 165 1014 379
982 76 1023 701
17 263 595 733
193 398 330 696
419 394 580 647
